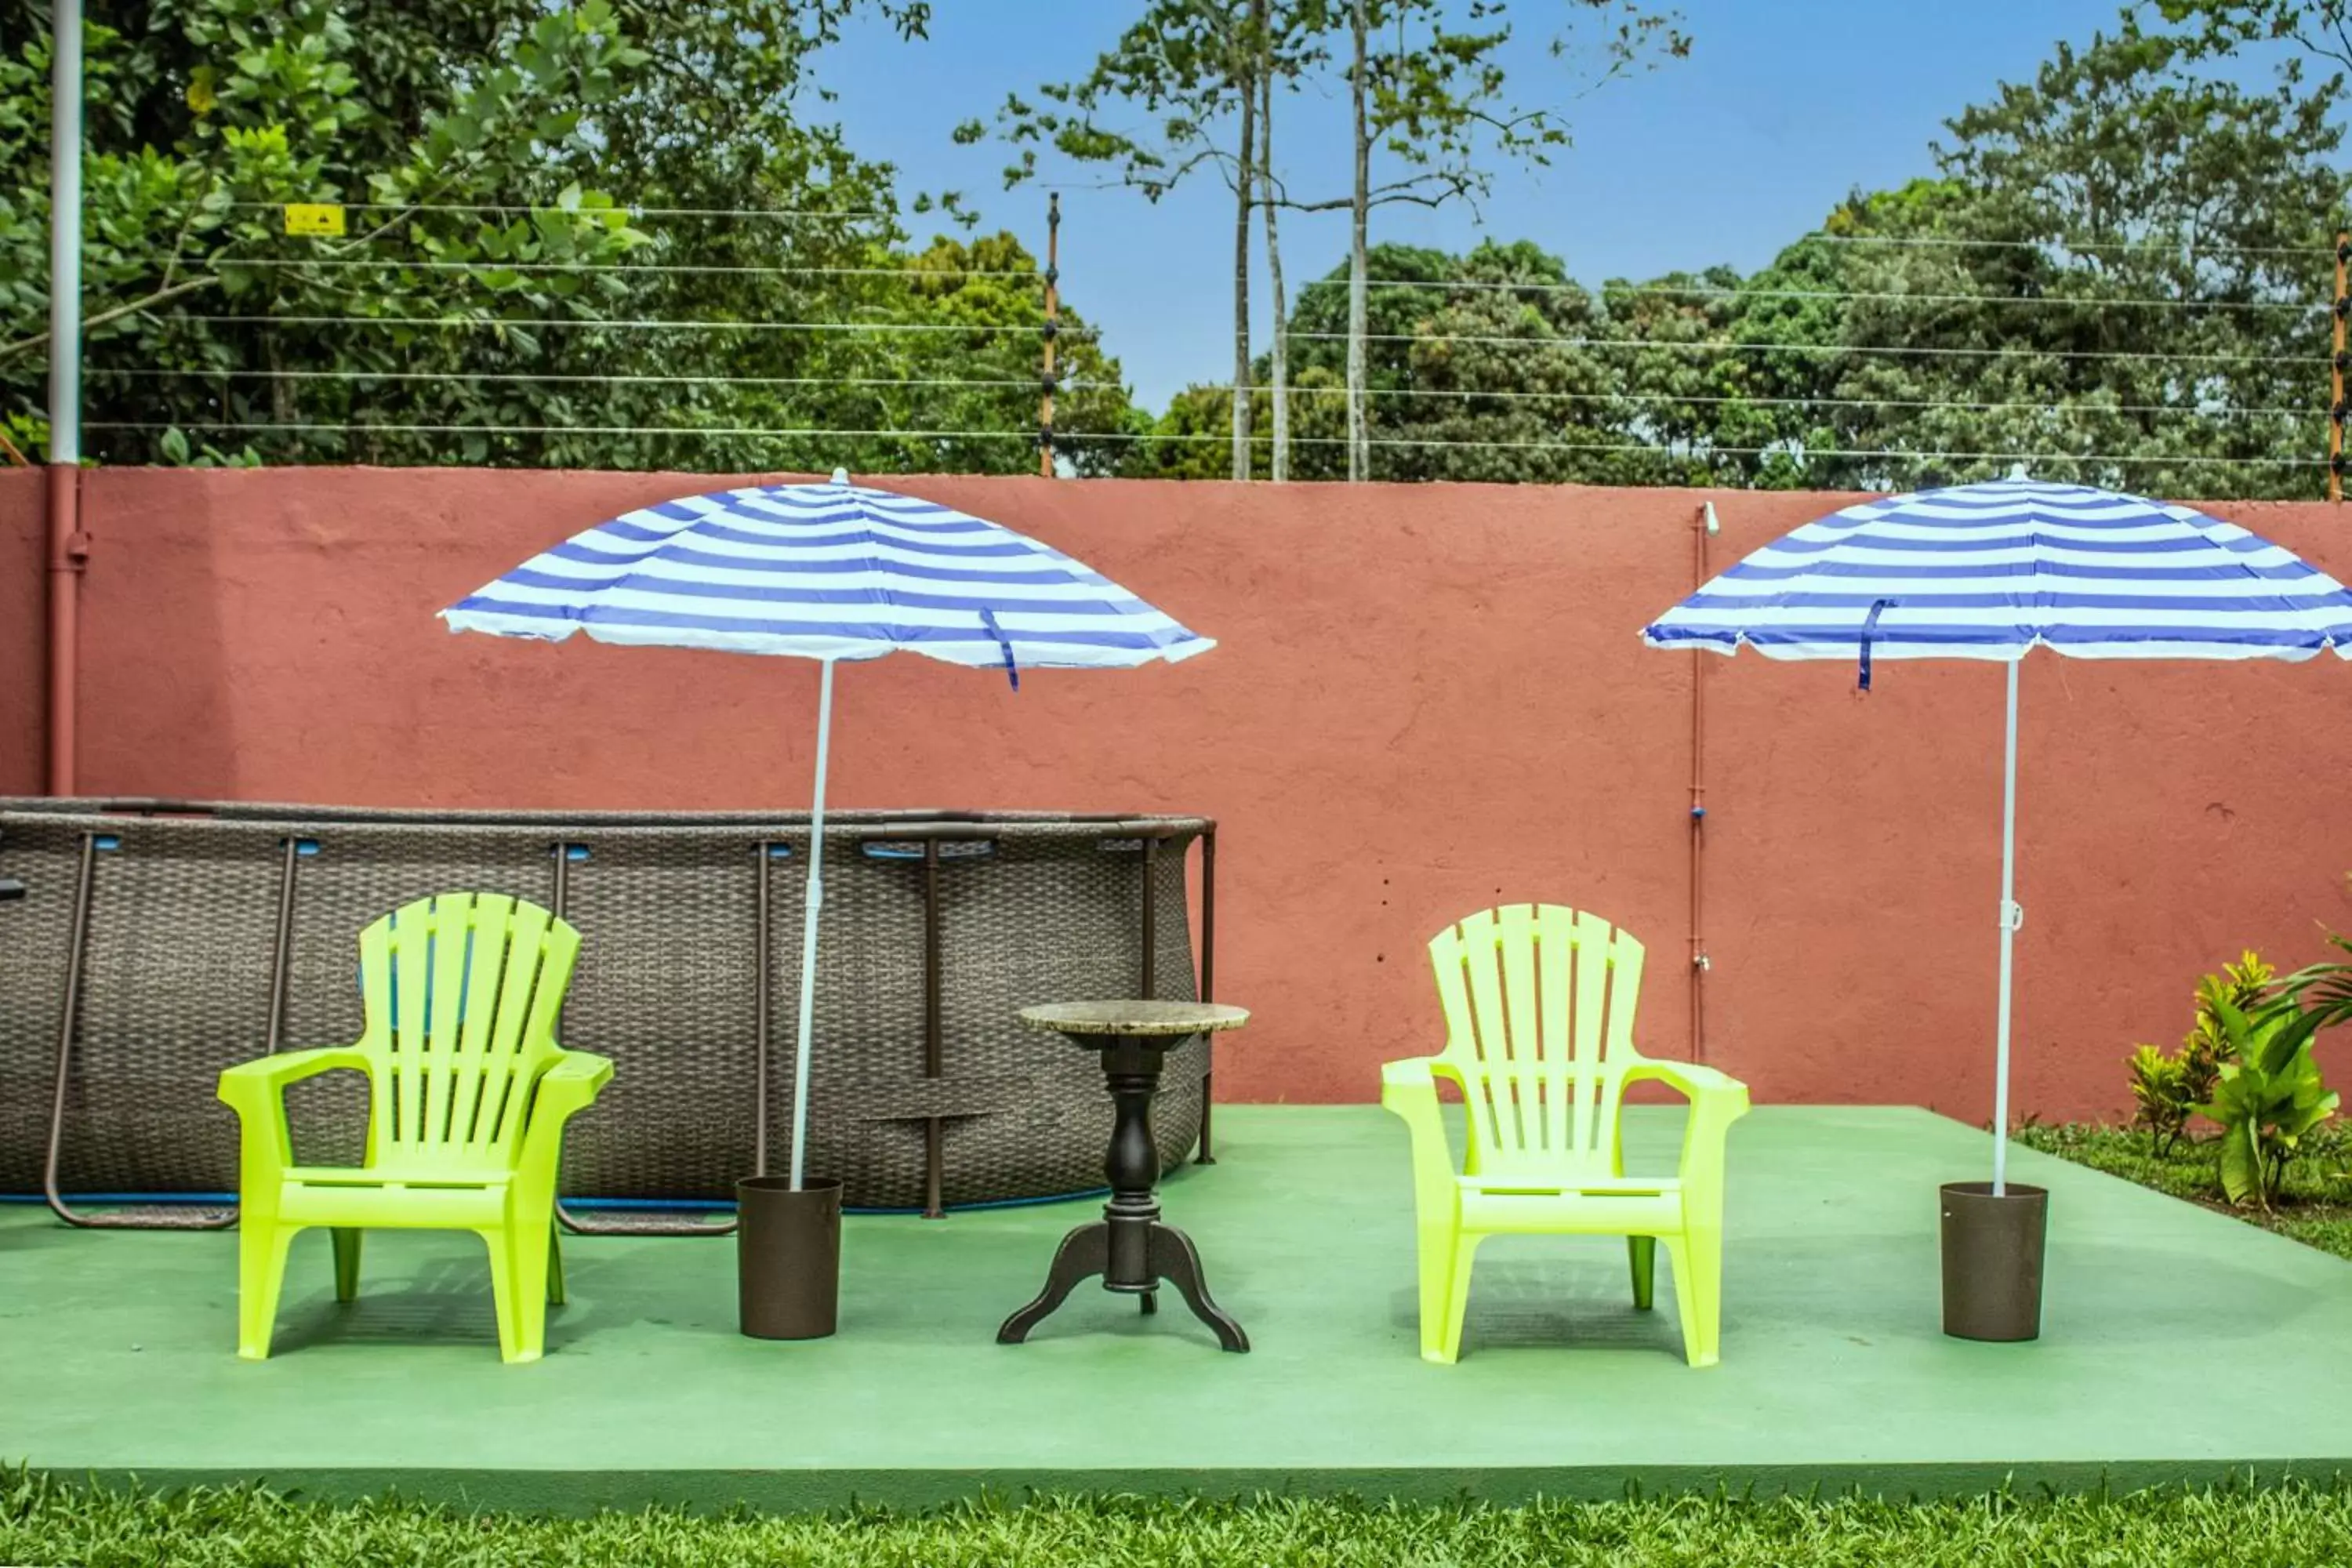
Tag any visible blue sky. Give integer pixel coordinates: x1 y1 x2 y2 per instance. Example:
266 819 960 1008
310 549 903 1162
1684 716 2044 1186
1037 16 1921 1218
821 1 2134 408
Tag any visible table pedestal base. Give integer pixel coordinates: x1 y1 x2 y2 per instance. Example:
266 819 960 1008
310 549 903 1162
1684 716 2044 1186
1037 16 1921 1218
996 1218 1248 1352
996 1030 1249 1352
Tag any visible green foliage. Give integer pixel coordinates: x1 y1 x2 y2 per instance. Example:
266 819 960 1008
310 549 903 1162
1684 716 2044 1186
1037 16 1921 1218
2274 895 2352 1034
2155 0 2352 74
1112 238 1771 483
2016 1120 2352 1259
960 0 1294 201
2191 993 2337 1208
1703 21 2344 495
965 2 1683 207
2 0 1133 474
9 2 2337 482
2127 954 2274 1156
17 1470 2352 1568
2127 1044 2194 1156
1120 19 2345 490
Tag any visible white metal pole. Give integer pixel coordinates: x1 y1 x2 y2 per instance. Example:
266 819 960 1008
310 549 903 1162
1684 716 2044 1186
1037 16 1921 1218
1991 659 2022 1196
787 657 837 1192
49 0 82 466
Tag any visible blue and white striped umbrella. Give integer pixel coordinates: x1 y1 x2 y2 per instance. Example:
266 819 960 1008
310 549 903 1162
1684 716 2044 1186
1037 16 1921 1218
1645 475 2352 666
441 473 1214 675
1643 475 2352 1208
441 473 1214 1192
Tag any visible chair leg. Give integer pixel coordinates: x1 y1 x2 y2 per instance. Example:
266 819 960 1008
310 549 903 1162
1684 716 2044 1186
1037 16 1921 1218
505 1225 553 1363
546 1224 566 1308
481 1229 526 1363
1682 1225 1724 1367
1414 1220 1457 1363
1432 1231 1484 1365
331 1228 363 1304
237 1222 300 1361
1661 1230 1722 1367
1627 1235 1657 1312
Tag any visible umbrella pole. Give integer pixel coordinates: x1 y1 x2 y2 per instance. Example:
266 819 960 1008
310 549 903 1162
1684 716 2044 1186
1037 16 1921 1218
1991 659 2021 1196
789 657 837 1192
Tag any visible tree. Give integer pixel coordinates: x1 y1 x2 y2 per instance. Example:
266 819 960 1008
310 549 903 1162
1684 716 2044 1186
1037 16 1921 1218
3 0 655 461
2153 0 2352 71
970 1 1684 483
5 0 1141 474
960 0 1287 481
1708 21 2342 495
1254 0 1324 479
1126 10 2342 495
1126 238 1627 481
1266 0 1688 478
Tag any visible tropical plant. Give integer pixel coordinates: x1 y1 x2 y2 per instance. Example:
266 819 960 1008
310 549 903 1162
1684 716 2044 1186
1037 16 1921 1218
2193 994 2337 1208
2127 1044 2195 1156
2187 953 2278 1098
2275 931 2352 1034
2125 952 2277 1156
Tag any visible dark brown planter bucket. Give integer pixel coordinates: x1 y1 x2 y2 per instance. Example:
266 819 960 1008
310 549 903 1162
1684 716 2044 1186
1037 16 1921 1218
737 1175 843 1341
1940 1180 2047 1342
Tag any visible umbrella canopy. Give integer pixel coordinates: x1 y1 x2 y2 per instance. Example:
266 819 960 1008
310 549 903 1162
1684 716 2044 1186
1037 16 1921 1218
1646 476 2352 666
1642 475 2352 1195
443 474 1214 674
442 474 1214 1191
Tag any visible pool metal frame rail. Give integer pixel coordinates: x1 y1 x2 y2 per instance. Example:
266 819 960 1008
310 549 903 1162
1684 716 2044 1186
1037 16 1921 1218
19 808 1219 1233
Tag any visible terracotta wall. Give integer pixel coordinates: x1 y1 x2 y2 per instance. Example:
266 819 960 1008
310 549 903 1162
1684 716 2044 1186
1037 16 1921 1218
7 467 2352 1121
0 470 40 797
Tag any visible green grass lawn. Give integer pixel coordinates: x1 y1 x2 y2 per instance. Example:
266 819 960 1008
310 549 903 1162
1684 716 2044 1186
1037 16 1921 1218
8 1474 2352 1568
2014 1121 2352 1261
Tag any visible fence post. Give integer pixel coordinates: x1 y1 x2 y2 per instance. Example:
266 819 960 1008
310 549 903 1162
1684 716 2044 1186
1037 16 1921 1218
1039 193 1060 479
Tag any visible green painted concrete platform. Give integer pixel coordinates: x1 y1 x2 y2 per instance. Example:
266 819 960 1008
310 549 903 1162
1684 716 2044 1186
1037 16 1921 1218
5 1105 2352 1509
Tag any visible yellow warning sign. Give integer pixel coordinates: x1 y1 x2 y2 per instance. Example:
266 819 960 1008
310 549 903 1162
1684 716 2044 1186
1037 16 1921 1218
282 203 347 238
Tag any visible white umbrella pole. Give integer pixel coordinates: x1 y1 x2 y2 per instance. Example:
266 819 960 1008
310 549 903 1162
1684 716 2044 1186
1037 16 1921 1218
788 657 837 1192
1991 659 2022 1196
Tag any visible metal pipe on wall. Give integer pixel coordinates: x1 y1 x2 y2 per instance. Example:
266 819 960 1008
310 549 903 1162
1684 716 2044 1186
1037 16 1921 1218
1689 501 1717 1060
45 0 86 797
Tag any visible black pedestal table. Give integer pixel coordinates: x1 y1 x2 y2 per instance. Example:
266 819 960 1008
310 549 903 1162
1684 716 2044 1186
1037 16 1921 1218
996 1000 1251 1352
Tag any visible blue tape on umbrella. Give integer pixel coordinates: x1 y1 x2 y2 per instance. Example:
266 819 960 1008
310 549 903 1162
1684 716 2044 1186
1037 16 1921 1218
1857 597 1896 692
979 608 1019 691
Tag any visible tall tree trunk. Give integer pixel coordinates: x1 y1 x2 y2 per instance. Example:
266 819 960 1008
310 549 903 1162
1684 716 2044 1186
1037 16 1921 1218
1257 5 1287 482
1348 0 1370 483
1230 35 1257 483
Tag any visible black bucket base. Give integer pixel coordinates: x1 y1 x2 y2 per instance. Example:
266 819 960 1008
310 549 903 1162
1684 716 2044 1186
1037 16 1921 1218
1940 1180 2047 1342
737 1176 843 1341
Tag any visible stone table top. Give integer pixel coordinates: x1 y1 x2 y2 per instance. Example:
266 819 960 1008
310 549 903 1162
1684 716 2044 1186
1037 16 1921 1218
1017 1000 1251 1038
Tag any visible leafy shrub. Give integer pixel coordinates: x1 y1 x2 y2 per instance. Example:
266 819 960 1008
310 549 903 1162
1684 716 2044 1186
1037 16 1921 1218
2127 1044 2193 1155
2125 952 2274 1155
2278 928 2352 1033
2194 995 2338 1210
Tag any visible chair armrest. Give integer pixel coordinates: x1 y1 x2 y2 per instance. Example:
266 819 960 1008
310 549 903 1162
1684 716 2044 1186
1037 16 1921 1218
1380 1055 1438 1099
217 1047 371 1183
1624 1060 1751 1201
1623 1058 1748 1109
216 1047 371 1118
517 1051 615 1174
1380 1057 1458 1223
535 1051 615 1114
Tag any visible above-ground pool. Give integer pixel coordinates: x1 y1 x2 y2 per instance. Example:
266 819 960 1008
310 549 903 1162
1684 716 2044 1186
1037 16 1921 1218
0 800 1216 1227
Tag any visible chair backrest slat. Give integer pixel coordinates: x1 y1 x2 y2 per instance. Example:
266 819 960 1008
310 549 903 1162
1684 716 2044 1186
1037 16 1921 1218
355 893 580 1170
1428 903 1648 1180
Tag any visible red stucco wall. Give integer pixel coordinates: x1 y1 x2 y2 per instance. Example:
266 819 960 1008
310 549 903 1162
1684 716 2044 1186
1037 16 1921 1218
0 469 41 797
11 468 2352 1120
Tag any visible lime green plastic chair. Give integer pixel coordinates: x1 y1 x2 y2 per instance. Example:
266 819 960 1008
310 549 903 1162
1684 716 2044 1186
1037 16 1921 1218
1381 905 1750 1366
216 891 612 1363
